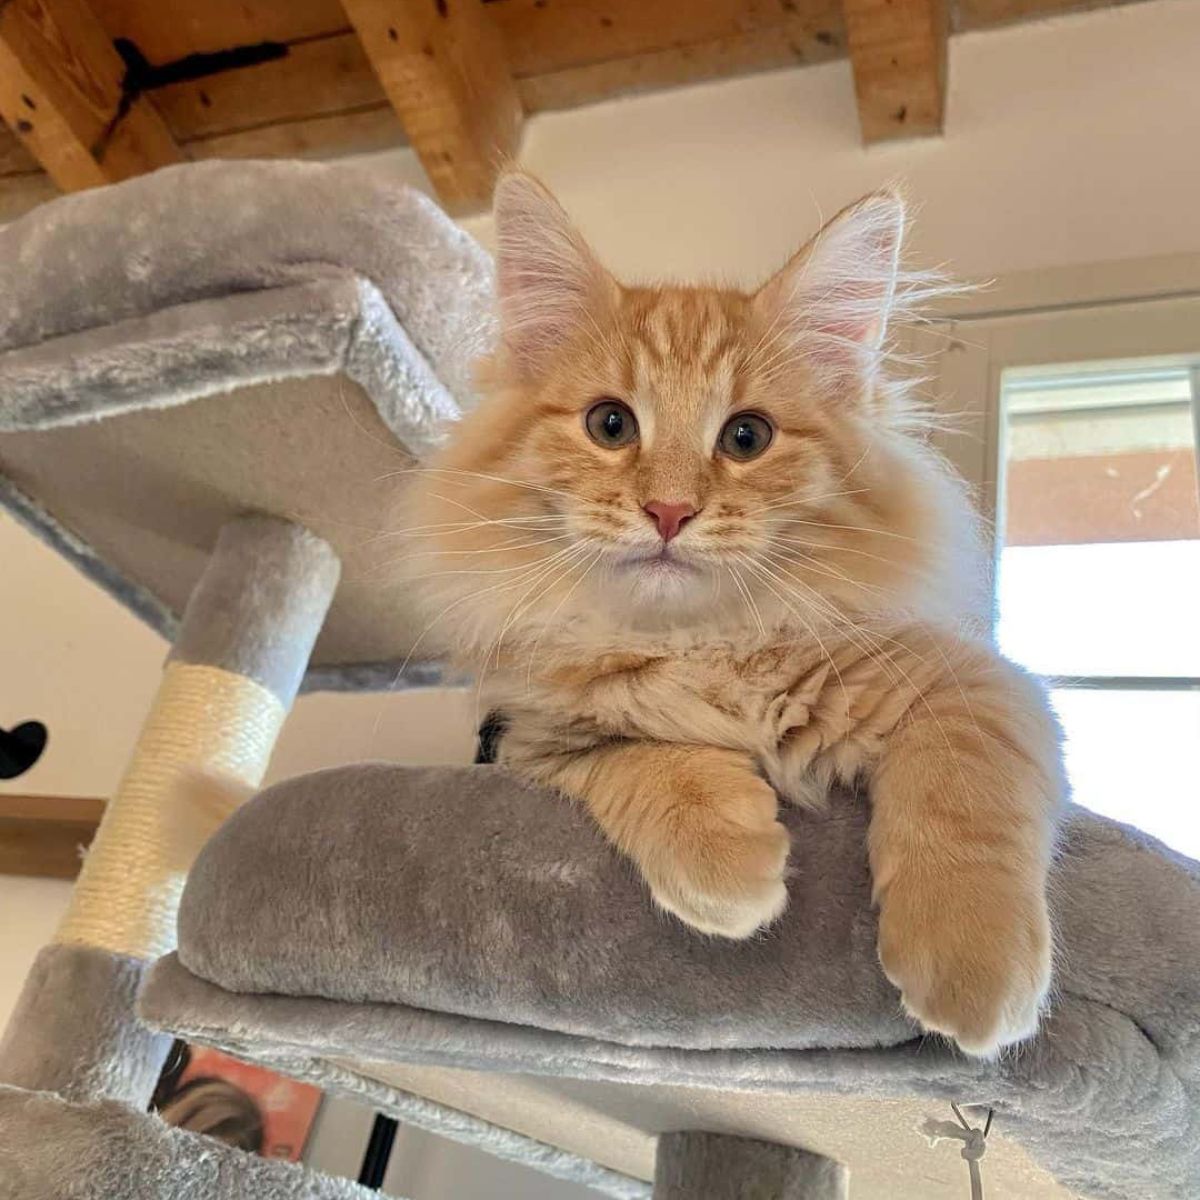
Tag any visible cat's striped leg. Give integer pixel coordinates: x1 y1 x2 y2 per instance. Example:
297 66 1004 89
525 741 791 939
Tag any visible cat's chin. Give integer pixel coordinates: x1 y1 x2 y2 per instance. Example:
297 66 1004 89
604 554 719 623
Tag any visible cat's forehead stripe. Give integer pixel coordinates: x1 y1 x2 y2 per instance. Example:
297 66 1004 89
623 292 748 408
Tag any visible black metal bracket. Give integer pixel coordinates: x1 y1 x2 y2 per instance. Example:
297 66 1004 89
91 37 287 161
113 38 287 96
357 1113 399 1190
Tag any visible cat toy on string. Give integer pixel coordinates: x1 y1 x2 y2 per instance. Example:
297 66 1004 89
922 1101 993 1200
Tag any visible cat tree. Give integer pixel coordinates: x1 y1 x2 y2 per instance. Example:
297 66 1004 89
0 161 1196 1200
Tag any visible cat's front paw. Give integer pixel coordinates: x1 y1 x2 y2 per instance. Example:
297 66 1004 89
876 870 1052 1057
642 778 791 939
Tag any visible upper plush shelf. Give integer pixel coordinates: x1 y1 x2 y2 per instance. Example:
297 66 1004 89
0 160 495 689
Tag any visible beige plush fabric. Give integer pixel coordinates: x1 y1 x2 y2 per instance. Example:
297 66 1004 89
343 1060 1075 1200
0 160 492 688
1 374 435 677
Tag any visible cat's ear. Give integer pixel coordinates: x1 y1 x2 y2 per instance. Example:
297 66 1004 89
754 191 906 389
493 172 614 378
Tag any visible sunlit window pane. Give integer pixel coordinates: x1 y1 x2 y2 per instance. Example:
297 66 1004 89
1051 688 1200 859
997 359 1199 858
998 541 1200 677
998 363 1199 678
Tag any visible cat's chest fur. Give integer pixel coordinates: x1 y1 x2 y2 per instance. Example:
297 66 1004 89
489 624 930 803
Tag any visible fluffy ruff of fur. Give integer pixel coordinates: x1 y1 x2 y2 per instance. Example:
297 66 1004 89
399 173 1066 1057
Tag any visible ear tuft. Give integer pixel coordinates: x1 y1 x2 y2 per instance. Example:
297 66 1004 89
754 191 931 392
492 172 611 377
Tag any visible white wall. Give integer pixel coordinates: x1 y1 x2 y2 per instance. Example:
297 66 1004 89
449 0 1200 285
2 0 1199 1190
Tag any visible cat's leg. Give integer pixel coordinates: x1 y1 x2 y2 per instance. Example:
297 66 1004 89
867 654 1064 1057
526 741 790 938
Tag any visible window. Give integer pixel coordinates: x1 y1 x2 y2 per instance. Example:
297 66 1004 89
996 359 1199 857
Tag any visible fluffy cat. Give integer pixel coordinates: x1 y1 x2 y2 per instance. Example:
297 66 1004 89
400 173 1066 1057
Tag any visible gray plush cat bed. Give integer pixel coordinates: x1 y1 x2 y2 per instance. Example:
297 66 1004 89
2 160 1198 1200
135 764 1200 1200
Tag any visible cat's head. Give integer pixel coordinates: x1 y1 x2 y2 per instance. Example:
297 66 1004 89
401 173 979 657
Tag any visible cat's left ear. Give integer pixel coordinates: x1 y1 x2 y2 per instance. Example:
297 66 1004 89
754 191 906 386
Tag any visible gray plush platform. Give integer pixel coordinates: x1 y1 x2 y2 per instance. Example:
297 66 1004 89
0 160 493 688
140 764 1200 1200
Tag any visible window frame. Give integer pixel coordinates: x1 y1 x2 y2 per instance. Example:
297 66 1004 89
914 261 1200 704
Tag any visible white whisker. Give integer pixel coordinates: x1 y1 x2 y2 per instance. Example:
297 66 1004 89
727 564 766 639
402 533 576 562
775 516 916 541
755 487 873 513
376 464 574 505
760 545 887 598
524 547 606 690
735 552 852 722
475 539 596 725
769 535 900 569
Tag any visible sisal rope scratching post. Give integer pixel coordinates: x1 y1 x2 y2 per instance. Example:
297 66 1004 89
654 1131 848 1199
53 662 285 958
0 516 339 1105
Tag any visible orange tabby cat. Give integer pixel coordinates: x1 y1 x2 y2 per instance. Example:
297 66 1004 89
401 173 1066 1057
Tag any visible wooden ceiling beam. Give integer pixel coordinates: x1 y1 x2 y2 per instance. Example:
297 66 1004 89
516 25 843 115
0 125 41 175
153 33 385 142
0 0 182 192
0 0 1154 212
89 0 347 64
339 0 522 214
840 0 948 143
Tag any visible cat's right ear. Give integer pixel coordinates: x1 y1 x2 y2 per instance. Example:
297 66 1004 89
493 172 614 378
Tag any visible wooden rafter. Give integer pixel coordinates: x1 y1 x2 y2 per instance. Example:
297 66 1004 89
0 0 1161 217
0 0 182 192
840 0 948 143
339 0 522 213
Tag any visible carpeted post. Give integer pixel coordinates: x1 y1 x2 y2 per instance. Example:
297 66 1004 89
0 516 339 1105
654 1132 848 1200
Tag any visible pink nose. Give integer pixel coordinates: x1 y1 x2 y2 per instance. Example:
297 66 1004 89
643 500 698 543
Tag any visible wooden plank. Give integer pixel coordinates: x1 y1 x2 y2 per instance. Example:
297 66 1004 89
153 9 842 140
0 0 183 192
340 0 522 213
0 0 1146 200
487 0 793 77
154 33 386 141
89 0 348 63
840 0 947 142
0 794 103 880
0 170 58 221
184 104 403 162
0 125 41 175
518 21 844 114
776 0 848 58
956 0 1150 31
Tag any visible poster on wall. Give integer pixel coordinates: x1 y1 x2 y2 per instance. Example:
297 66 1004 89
152 1041 322 1161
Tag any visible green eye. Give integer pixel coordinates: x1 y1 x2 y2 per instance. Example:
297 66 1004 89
586 399 639 448
719 412 773 461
